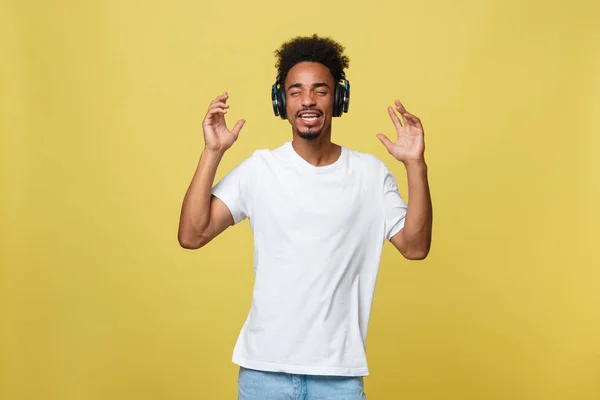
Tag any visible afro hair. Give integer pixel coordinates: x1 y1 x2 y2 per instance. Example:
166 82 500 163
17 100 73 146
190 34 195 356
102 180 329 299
274 34 350 85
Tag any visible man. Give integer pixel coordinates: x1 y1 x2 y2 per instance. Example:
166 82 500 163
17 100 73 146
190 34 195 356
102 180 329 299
178 35 432 399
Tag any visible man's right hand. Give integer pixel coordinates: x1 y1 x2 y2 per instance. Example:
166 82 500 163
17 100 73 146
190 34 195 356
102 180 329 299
202 92 246 152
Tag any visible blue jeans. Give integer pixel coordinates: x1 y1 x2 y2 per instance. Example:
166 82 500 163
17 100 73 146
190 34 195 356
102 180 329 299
238 366 367 400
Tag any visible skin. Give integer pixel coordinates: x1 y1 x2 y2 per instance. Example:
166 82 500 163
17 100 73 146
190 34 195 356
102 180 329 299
283 61 340 167
377 101 432 259
178 61 432 260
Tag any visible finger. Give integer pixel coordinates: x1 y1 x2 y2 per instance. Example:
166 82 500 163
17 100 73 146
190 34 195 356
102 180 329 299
395 100 422 129
206 107 227 116
210 92 229 105
203 108 227 123
404 113 421 125
387 106 403 132
396 102 412 128
208 101 230 111
231 119 246 135
398 110 407 130
376 133 394 153
404 113 423 131
395 99 408 114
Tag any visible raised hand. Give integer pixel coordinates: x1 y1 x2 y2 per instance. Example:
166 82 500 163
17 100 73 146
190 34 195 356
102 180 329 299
377 100 425 164
202 92 246 152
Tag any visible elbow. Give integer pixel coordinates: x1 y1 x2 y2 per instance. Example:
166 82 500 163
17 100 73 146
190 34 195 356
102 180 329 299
404 252 428 261
392 228 432 261
178 238 202 250
177 230 206 250
402 246 430 261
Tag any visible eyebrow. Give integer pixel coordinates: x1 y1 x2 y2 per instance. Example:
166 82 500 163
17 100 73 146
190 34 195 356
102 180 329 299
287 82 330 91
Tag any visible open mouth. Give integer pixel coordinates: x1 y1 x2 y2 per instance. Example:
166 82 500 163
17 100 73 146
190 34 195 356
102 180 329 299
297 110 322 125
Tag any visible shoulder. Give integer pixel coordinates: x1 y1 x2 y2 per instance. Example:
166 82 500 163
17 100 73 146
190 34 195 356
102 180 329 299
234 142 289 172
344 147 400 191
345 146 388 173
247 142 290 164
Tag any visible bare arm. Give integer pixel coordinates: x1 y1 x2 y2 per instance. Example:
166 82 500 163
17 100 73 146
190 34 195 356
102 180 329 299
390 160 432 259
377 100 433 260
177 92 245 249
178 149 233 249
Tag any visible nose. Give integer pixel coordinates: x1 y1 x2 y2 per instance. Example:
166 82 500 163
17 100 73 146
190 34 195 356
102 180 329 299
300 92 316 107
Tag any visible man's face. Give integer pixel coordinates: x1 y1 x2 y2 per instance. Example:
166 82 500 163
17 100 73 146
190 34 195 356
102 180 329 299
284 62 335 141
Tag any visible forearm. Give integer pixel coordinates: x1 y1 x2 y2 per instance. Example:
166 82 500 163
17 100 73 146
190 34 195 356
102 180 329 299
178 148 224 247
401 160 432 258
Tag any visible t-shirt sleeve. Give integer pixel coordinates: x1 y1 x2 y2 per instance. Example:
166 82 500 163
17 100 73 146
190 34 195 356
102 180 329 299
211 154 258 225
383 166 408 241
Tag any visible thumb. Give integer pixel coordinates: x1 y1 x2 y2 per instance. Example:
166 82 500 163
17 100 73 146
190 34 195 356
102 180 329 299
231 119 246 135
376 133 394 153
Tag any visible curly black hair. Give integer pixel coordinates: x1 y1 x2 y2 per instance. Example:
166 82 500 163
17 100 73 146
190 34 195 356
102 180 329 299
274 34 350 85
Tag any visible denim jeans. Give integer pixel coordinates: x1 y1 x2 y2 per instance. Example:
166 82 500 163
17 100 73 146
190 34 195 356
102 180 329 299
238 366 367 400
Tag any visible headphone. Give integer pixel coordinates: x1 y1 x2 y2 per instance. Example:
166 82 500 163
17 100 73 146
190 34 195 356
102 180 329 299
271 72 350 120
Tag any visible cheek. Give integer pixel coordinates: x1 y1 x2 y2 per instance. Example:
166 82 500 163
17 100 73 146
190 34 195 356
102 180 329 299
323 95 334 110
286 97 300 111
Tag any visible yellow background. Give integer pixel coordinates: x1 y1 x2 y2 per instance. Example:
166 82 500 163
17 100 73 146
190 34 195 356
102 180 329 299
1 0 599 399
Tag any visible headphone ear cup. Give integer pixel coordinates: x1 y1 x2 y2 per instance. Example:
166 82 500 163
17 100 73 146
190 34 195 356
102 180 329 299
278 88 287 120
272 83 280 118
272 76 287 120
342 79 350 113
333 83 341 117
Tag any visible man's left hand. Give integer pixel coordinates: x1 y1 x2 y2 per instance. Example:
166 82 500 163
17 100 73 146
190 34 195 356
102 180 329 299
377 100 425 165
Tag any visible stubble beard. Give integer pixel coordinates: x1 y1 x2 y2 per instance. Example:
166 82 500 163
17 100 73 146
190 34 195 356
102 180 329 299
297 127 322 141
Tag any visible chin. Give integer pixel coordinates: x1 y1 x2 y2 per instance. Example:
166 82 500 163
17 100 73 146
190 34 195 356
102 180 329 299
298 130 321 141
296 125 324 141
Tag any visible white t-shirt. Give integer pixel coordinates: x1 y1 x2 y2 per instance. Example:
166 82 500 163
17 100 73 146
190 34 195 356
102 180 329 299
211 141 407 377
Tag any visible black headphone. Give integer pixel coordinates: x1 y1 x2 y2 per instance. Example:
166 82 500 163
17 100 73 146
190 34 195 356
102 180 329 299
271 72 350 120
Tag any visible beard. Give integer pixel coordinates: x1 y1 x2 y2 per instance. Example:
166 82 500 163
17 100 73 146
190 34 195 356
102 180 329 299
297 126 322 141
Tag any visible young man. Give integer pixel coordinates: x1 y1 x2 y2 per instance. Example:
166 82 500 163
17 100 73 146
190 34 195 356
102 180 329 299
178 35 432 399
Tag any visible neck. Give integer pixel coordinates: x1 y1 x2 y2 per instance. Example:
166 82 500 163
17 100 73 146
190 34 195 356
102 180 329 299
291 131 341 167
